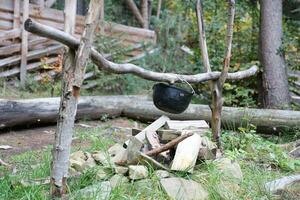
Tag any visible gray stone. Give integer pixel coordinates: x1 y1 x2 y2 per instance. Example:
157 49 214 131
92 151 111 166
108 143 124 157
160 177 208 200
214 158 243 183
70 151 86 161
115 166 128 175
109 174 129 188
70 158 85 172
154 170 170 179
128 165 148 180
95 168 110 181
72 181 111 200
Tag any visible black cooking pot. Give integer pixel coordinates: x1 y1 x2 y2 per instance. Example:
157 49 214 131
153 83 194 114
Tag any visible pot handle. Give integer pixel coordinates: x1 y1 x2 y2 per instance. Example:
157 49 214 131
176 75 195 94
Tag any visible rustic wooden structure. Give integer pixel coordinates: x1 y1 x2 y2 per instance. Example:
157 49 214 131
0 0 156 85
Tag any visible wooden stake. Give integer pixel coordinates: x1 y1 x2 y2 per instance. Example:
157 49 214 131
20 0 29 87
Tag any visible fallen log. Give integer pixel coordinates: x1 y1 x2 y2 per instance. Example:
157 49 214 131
0 96 300 130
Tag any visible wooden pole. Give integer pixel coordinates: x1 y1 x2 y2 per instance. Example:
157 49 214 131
50 0 77 197
20 0 29 87
141 0 149 28
51 0 101 198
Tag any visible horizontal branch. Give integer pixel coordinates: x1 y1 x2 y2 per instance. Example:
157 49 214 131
25 19 259 84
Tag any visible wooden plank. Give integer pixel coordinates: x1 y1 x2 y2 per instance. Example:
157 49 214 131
20 0 29 86
171 132 202 172
165 120 209 130
0 38 50 56
13 0 20 29
124 115 170 147
0 57 58 78
0 45 62 69
0 29 21 41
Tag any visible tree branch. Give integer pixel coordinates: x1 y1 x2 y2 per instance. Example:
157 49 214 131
219 0 235 86
24 19 258 84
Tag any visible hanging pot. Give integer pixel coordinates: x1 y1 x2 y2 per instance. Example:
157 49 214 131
152 82 194 114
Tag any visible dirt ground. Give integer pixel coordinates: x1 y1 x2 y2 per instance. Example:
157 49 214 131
0 118 137 159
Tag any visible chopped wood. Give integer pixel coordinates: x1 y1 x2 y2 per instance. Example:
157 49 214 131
165 120 209 130
126 136 144 164
124 115 170 147
146 132 193 156
145 131 161 150
171 132 202 172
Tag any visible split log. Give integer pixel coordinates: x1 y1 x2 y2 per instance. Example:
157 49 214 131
124 115 170 146
165 120 209 130
171 132 202 172
24 19 259 84
146 133 194 156
1 96 300 130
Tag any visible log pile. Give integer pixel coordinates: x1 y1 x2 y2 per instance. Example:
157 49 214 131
0 0 156 86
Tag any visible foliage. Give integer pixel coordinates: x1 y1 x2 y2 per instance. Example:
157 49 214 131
222 126 300 172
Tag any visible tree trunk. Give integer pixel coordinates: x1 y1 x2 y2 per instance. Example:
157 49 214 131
259 0 291 109
1 96 299 130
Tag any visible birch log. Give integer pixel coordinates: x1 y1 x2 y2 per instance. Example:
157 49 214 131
1 96 299 130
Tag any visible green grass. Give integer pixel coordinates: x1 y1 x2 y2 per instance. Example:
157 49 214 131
1 124 299 200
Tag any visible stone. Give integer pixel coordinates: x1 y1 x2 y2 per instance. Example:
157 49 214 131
201 136 217 150
134 179 153 196
95 168 110 181
109 174 129 188
290 147 300 158
214 158 243 183
70 150 86 161
108 143 124 157
72 181 111 200
160 177 208 200
115 166 128 175
216 181 240 199
92 151 111 166
154 170 170 179
70 159 85 172
128 165 148 180
83 156 97 170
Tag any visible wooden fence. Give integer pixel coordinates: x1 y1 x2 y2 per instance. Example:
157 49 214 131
0 0 156 85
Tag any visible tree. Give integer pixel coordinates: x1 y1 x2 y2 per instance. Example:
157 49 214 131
259 0 291 109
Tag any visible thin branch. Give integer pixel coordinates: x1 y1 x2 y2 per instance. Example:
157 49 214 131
196 0 211 72
146 133 194 156
219 0 235 86
24 19 259 84
156 0 162 18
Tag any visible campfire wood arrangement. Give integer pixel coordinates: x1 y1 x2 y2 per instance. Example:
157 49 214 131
21 0 261 198
69 117 215 176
